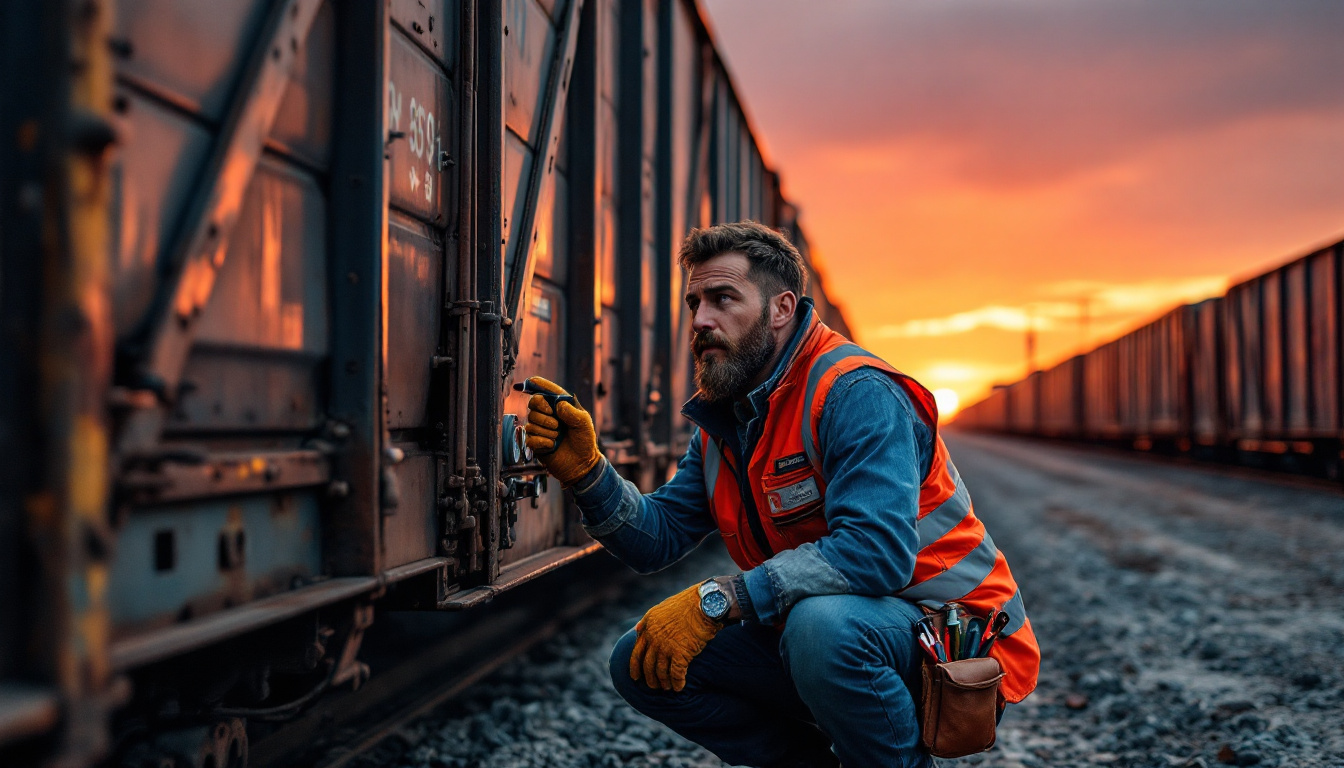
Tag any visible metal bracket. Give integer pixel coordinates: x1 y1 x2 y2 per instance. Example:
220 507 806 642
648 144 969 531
117 0 323 454
501 0 586 369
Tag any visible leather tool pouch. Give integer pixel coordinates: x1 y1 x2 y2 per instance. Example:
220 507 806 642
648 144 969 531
919 656 1005 757
916 605 1006 758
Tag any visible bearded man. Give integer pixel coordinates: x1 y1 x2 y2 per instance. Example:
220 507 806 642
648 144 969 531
522 221 1038 768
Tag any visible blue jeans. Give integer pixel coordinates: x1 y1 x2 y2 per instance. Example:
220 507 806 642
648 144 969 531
609 594 934 768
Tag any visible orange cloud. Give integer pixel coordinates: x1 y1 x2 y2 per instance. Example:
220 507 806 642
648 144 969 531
701 0 1344 414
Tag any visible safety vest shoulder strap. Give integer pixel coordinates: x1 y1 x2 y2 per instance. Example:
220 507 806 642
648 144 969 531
798 340 937 473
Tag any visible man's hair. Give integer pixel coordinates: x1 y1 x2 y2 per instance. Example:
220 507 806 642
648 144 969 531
678 221 808 300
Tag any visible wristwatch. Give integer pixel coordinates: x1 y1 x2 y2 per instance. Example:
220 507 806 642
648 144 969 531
698 578 732 622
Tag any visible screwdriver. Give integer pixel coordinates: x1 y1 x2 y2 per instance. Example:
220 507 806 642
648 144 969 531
513 380 577 455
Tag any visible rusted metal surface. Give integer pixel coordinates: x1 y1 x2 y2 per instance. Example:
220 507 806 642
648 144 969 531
3 1 858 763
387 31 456 225
0 0 123 762
325 0 389 579
440 542 604 609
385 216 444 429
106 490 323 631
503 0 584 340
118 448 330 503
109 576 377 671
117 0 323 455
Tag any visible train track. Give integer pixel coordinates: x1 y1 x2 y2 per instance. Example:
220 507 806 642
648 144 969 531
249 556 632 768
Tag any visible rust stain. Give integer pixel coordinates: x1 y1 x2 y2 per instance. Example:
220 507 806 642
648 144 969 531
70 414 107 519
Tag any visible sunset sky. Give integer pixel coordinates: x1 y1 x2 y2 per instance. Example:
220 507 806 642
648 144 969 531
701 0 1344 414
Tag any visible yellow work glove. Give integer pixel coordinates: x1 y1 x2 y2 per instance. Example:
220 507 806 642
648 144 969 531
629 583 723 691
522 376 602 487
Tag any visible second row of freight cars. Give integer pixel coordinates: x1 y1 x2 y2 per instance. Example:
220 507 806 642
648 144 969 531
957 237 1343 477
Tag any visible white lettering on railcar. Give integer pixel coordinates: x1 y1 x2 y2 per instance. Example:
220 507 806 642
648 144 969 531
386 79 444 209
387 81 403 131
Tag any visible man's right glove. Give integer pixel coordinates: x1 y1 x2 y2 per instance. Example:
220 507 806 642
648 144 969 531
521 376 602 487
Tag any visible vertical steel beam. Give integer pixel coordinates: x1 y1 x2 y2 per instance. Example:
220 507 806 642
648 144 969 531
650 0 675 452
326 0 389 577
475 0 505 582
0 0 118 760
563 0 600 542
616 0 648 458
565 0 601 423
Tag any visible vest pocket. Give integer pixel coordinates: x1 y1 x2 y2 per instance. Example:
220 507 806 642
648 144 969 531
761 468 824 527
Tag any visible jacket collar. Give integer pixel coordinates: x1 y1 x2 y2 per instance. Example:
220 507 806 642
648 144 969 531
681 297 818 440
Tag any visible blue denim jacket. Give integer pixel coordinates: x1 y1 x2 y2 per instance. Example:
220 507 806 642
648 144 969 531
573 308 933 625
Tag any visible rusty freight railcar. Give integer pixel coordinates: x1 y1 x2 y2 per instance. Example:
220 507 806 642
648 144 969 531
1006 372 1040 434
961 235 1344 481
1188 298 1225 453
1082 338 1122 440
1222 243 1342 469
0 0 850 764
1122 306 1191 447
1037 355 1084 439
954 384 1009 432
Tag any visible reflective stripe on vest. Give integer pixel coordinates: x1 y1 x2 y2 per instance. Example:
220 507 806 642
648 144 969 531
999 589 1028 637
899 532 999 603
916 460 971 551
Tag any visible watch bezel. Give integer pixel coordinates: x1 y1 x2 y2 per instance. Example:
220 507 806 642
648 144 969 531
700 589 731 620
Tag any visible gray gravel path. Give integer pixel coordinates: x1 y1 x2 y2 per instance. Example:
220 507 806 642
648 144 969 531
356 434 1344 768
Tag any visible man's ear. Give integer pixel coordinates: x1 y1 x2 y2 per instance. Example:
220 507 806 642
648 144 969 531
770 291 797 330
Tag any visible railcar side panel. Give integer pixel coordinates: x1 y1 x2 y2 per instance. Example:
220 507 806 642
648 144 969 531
1308 248 1339 434
1189 299 1223 445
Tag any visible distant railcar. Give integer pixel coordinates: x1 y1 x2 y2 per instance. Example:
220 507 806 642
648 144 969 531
1037 355 1084 439
1006 372 1040 434
0 1 853 764
957 239 1343 479
956 384 1009 432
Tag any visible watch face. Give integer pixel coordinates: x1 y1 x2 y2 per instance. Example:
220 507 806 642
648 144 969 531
701 590 730 620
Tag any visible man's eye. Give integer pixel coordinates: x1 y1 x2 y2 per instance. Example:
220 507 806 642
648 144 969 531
716 295 730 304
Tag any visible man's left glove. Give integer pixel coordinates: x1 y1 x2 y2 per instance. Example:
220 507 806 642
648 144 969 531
629 583 723 692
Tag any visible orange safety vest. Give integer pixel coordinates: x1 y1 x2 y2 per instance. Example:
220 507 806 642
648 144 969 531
695 311 1040 703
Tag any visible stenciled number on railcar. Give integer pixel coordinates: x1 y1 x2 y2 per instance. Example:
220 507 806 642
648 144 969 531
387 79 441 204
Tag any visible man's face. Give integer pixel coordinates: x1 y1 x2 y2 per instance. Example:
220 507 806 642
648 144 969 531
684 252 778 402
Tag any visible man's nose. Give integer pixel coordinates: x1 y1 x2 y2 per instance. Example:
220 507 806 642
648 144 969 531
691 311 715 334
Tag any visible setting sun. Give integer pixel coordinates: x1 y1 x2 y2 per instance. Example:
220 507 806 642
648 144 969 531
932 388 960 422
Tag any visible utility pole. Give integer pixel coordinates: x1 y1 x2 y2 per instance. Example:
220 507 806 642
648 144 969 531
1077 295 1093 354
1025 304 1037 376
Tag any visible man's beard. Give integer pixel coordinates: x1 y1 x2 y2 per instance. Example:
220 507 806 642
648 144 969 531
693 304 778 403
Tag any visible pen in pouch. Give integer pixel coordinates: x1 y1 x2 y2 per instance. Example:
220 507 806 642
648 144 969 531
945 606 962 661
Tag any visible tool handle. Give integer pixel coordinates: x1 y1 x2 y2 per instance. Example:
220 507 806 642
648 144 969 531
514 381 577 454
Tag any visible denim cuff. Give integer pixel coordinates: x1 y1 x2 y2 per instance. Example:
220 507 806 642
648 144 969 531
742 566 780 625
730 573 758 624
573 459 608 495
573 459 638 538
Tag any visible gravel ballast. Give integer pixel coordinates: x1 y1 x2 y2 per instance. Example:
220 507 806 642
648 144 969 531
353 434 1344 768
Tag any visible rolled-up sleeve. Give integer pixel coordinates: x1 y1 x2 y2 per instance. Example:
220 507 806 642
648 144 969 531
742 370 931 625
571 429 719 574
